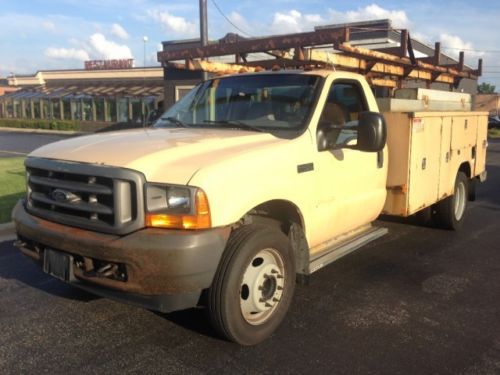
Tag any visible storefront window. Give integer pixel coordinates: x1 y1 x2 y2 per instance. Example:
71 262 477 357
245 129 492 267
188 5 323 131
95 98 105 121
52 99 61 120
144 98 156 124
33 101 41 119
130 98 142 124
62 99 71 120
42 99 51 119
106 99 117 122
117 98 128 122
71 100 82 120
13 100 21 118
82 98 93 121
25 100 32 118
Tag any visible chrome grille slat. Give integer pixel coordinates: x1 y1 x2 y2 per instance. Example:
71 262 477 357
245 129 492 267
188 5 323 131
31 192 113 215
29 175 113 195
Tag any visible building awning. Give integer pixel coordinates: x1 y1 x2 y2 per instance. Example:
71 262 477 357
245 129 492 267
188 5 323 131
0 82 164 100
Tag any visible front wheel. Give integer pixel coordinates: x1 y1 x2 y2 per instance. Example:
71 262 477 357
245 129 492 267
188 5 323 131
208 224 295 345
434 172 468 230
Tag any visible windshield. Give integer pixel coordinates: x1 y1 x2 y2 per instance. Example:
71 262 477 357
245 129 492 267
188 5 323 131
154 73 321 132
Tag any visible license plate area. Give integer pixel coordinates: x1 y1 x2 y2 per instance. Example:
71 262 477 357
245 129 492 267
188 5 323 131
43 248 74 282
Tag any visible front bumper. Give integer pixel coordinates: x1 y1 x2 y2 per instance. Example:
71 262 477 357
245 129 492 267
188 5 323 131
12 201 230 312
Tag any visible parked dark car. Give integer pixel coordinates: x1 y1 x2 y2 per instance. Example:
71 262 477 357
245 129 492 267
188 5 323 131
488 115 500 129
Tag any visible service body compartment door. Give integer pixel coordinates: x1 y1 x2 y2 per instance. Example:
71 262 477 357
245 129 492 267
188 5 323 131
438 116 453 199
451 115 478 151
474 115 488 176
407 116 442 213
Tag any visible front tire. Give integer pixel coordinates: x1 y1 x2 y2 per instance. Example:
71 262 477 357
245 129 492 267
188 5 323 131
434 172 468 230
208 224 295 345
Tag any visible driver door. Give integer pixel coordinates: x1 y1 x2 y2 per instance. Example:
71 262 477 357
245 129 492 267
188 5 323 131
311 79 387 248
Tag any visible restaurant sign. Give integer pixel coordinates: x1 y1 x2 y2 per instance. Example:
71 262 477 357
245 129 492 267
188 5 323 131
84 59 134 70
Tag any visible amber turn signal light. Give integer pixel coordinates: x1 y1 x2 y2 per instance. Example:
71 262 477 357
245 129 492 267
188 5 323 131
145 189 211 230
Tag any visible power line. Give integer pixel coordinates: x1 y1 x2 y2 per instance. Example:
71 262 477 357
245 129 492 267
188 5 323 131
339 27 500 55
210 0 252 37
441 47 500 53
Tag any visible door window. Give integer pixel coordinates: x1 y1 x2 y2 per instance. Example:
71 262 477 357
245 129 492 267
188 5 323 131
318 81 368 148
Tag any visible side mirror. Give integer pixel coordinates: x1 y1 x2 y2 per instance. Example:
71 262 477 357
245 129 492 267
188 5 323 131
354 111 387 152
316 111 386 152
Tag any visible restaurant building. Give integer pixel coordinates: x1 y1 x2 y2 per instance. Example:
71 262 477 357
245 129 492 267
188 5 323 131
0 60 164 127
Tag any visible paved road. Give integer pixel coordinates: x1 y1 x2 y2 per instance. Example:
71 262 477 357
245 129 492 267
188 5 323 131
0 139 499 374
0 131 72 157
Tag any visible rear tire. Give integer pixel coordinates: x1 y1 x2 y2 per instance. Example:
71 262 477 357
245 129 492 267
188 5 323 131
434 172 468 230
208 224 295 345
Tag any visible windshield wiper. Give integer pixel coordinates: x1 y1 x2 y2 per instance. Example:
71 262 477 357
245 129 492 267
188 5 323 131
159 116 188 128
203 120 266 133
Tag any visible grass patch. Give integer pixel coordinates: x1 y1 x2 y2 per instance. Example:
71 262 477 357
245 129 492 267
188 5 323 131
489 128 500 139
0 157 25 223
0 118 80 131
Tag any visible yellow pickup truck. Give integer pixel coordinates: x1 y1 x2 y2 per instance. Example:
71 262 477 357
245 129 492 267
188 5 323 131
13 70 488 345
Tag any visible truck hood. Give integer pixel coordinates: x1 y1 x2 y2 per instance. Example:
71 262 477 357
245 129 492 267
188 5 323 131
29 128 284 184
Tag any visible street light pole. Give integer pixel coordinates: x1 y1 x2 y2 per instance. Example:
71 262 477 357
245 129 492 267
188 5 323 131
142 36 148 127
143 36 148 68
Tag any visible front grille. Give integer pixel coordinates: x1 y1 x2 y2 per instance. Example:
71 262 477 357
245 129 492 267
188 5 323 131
25 158 145 235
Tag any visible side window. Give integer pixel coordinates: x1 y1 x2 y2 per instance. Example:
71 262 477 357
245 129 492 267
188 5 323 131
318 81 367 147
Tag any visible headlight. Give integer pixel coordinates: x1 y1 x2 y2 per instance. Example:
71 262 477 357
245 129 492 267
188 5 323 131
145 183 211 230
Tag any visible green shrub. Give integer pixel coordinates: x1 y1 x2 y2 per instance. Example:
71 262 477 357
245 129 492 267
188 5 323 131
489 128 500 139
0 118 80 131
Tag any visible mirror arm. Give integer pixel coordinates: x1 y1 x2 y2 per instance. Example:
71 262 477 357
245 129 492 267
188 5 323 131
341 144 358 150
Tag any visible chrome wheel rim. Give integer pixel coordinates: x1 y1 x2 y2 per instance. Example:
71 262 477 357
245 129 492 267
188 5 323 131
454 181 466 221
240 248 285 325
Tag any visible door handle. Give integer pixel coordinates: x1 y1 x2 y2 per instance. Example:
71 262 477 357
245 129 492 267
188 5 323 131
377 150 384 168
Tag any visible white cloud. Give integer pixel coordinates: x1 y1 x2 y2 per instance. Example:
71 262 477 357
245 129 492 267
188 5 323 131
439 33 484 63
45 47 89 61
89 33 133 59
227 11 252 35
439 33 473 52
45 33 132 62
329 4 411 29
270 9 325 34
42 21 56 32
148 9 197 37
110 23 129 40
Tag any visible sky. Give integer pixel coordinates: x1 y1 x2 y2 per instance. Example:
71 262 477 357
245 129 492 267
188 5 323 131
0 0 499 88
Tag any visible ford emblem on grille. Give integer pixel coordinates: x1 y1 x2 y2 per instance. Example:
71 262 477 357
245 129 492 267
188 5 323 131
51 189 81 203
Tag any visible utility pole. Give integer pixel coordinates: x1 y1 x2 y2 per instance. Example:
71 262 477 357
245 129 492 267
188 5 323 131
199 0 208 47
199 0 208 80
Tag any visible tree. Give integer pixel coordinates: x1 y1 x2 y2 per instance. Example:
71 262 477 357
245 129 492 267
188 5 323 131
478 82 496 94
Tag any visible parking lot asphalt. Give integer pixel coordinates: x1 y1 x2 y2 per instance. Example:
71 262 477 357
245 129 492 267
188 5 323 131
0 131 72 157
0 136 499 374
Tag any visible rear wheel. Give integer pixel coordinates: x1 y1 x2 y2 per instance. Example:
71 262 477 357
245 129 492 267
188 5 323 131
434 172 468 230
208 224 295 345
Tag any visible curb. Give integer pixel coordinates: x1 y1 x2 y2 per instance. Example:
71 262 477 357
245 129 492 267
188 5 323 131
0 127 87 136
0 222 15 242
